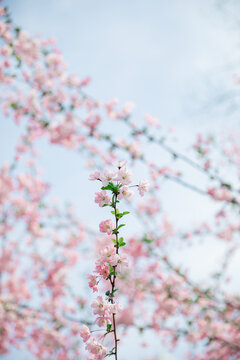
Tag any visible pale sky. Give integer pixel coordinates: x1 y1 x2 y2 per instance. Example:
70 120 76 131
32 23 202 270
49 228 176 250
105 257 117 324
7 0 240 131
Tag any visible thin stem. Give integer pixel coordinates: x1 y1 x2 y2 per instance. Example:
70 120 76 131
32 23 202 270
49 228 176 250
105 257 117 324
110 192 119 360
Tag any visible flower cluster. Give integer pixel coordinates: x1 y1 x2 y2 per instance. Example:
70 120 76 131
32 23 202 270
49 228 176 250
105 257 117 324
97 246 128 278
82 162 149 359
89 161 149 198
80 325 108 360
207 187 232 202
91 296 122 327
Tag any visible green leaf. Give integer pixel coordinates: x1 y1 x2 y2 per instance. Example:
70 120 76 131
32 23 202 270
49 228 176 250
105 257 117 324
42 49 50 56
106 271 115 280
105 347 115 357
142 234 153 243
118 237 126 247
39 120 49 128
111 238 117 245
106 324 112 332
10 103 19 109
101 182 119 194
117 224 125 230
112 224 125 234
117 211 130 219
101 184 114 191
14 27 20 35
105 289 117 299
16 55 22 68
221 183 232 190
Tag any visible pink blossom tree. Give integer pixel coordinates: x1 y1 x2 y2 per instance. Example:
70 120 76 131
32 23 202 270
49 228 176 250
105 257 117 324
0 4 240 360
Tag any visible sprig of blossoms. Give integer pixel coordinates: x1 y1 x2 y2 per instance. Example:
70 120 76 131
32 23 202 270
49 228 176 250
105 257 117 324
81 161 149 359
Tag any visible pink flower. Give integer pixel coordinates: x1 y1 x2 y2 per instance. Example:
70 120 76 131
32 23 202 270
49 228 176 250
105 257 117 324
95 316 111 327
99 219 114 235
109 253 120 267
116 254 128 273
94 190 110 207
100 169 116 186
208 187 232 202
144 113 160 128
101 246 115 259
138 195 160 215
91 296 107 316
1 44 12 57
86 338 108 359
89 170 101 181
99 265 110 278
88 274 98 292
80 324 91 342
138 179 149 196
114 160 127 169
118 185 134 201
109 302 122 314
122 101 135 116
116 166 133 185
